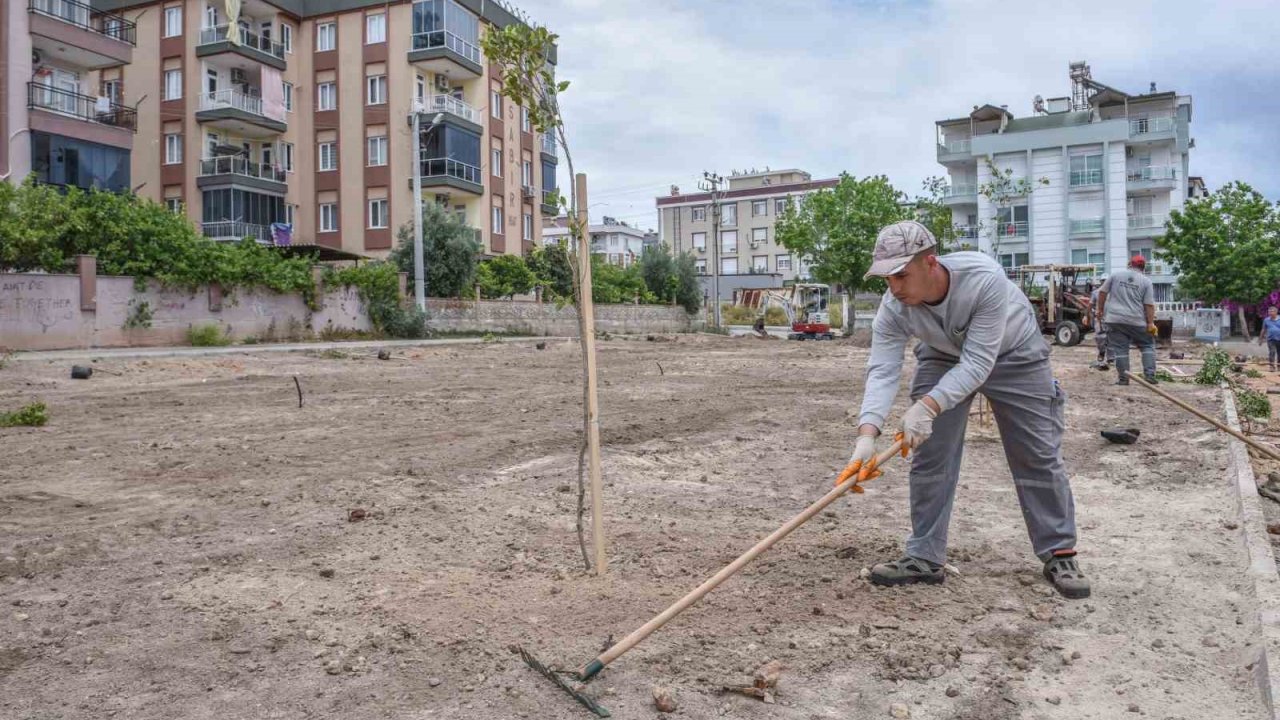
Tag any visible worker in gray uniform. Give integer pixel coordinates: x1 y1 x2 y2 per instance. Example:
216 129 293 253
1090 279 1114 369
1097 256 1158 386
848 221 1089 599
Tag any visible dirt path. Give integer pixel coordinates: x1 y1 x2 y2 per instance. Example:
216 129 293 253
0 337 1267 719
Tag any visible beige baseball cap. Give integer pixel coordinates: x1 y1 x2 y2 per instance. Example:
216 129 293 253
863 221 938 280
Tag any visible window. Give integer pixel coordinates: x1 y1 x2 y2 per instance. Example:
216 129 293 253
367 136 387 166
164 134 182 164
752 255 768 272
694 258 707 274
1071 248 1106 269
282 82 293 112
996 205 1029 237
491 90 502 118
776 255 792 271
284 204 295 226
521 107 531 133
166 197 183 214
775 198 789 215
492 205 504 233
521 160 532 186
721 258 738 275
282 142 294 173
491 148 502 177
317 82 336 111
261 145 273 168
998 252 1030 270
101 79 121 105
29 132 130 192
721 203 737 226
280 24 292 53
609 235 619 248
691 232 707 251
752 200 767 217
1069 154 1104 186
205 132 219 158
692 206 706 222
319 203 337 232
751 227 767 244
163 69 182 100
366 13 385 43
203 5 215 29
721 230 738 254
318 142 337 171
317 22 335 51
205 68 217 94
366 75 387 105
163 6 182 37
368 199 388 228
522 213 532 241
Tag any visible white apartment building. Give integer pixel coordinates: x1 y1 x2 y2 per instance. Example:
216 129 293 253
936 62 1194 300
542 216 649 268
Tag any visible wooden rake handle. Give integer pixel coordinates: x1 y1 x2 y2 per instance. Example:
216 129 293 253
1126 373 1280 462
579 439 906 680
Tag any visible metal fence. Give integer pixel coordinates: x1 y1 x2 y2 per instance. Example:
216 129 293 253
28 0 136 44
27 82 137 131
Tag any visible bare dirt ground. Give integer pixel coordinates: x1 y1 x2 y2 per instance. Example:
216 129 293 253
0 336 1270 719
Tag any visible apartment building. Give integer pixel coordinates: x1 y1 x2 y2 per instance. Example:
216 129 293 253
655 168 835 283
74 0 558 257
2 0 137 190
936 61 1193 300
542 215 649 268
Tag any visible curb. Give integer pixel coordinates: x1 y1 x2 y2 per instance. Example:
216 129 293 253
1223 387 1280 719
9 336 576 362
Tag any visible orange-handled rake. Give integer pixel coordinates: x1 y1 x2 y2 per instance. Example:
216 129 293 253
516 437 908 717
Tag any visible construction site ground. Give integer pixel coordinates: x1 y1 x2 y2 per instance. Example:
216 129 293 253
0 336 1270 719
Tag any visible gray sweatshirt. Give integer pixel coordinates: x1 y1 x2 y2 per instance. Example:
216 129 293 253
859 252 1043 428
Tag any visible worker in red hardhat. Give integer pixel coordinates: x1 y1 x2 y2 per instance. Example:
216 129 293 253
1097 256 1158 385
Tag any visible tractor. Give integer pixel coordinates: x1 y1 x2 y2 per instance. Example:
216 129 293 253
1009 264 1099 346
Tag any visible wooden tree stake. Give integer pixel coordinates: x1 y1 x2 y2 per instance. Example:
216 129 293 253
577 173 607 575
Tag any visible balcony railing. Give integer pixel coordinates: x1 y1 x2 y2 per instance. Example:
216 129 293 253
199 24 285 60
1130 116 1175 136
953 224 978 240
199 156 286 183
202 220 270 242
1128 214 1167 230
939 139 971 155
417 156 481 185
1069 169 1103 187
541 133 556 156
542 189 558 209
1127 165 1179 182
29 0 136 45
1069 217 1105 235
943 183 976 198
200 88 266 118
425 94 477 124
411 30 481 65
27 82 136 131
996 221 1028 238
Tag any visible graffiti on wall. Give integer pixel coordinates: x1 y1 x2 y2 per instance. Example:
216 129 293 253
0 278 76 334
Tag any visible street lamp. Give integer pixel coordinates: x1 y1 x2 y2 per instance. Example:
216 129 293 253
411 111 445 312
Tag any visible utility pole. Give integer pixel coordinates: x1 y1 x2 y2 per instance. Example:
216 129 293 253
699 171 725 327
409 112 444 313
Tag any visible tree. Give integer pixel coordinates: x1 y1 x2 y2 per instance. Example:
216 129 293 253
638 243 676 302
527 242 575 301
774 173 912 295
1158 181 1280 339
976 157 1049 263
673 252 703 314
388 203 481 298
591 257 653 304
477 254 536 299
918 177 959 252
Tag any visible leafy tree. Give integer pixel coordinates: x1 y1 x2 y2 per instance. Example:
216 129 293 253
388 203 481 298
476 254 536 299
673 252 703 314
591 257 653 304
774 173 912 294
328 262 426 338
638 243 676 302
976 158 1049 262
918 177 959 252
1158 181 1280 339
527 242 575 301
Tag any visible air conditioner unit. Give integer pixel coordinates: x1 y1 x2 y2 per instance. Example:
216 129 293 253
230 68 247 85
750 241 760 249
434 74 451 93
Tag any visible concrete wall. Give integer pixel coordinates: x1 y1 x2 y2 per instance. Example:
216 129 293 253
425 298 694 336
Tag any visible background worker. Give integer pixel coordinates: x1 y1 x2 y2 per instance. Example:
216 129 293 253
1259 306 1280 372
849 221 1089 599
1097 256 1157 386
1090 278 1114 369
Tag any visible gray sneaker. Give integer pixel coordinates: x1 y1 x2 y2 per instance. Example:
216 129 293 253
1043 550 1091 599
869 556 945 587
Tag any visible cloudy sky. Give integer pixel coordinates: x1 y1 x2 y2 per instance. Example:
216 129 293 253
524 0 1280 231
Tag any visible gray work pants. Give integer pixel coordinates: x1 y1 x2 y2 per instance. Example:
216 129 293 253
1107 323 1155 382
904 341 1078 565
1093 322 1114 362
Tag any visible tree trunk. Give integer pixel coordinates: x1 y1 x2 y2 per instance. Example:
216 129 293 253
1239 305 1253 341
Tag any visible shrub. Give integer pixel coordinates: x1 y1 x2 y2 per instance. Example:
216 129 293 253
0 402 48 427
387 204 481 298
1195 348 1231 385
477 254 536 299
1237 386 1272 420
328 262 426 339
188 324 229 346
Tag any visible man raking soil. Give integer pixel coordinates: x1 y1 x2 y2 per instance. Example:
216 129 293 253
851 221 1090 598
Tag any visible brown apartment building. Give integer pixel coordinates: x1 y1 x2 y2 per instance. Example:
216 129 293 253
2 0 559 258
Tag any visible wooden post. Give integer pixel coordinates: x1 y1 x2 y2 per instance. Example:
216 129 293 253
577 173 607 575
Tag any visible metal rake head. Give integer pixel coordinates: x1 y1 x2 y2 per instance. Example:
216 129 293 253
515 645 611 718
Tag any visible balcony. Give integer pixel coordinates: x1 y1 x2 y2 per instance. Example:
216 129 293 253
196 89 287 137
541 189 558 216
424 94 480 129
408 29 483 78
953 224 978 240
197 24 287 70
1069 217 1105 236
413 156 482 195
27 83 136 148
197 156 287 194
941 183 976 206
1127 165 1179 193
1068 169 1103 188
28 0 134 68
995 221 1028 239
202 220 272 243
1127 213 1167 239
1129 116 1176 141
541 133 557 162
937 138 972 163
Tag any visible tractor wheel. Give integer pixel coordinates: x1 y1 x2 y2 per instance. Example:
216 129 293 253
1055 320 1082 347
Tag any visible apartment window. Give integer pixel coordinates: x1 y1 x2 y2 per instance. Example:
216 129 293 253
415 74 426 105
367 136 388 166
101 79 121 105
366 75 387 105
280 24 292 53
776 255 792 271
721 257 738 275
490 90 502 118
751 227 767 244
521 107 531 133
163 69 182 100
721 203 737 226
694 258 707 274
285 204 295 226
319 203 337 232
164 134 182 164
318 142 337 171
751 200 767 217
522 213 532 241
998 252 1030 270
1069 154 1104 186
1071 248 1107 269
692 206 706 222
282 82 293 112
166 197 183 214
996 205 1029 237
492 206 504 234
205 132 219 158
261 145 273 168
721 230 738 254
366 13 386 44
491 148 502 177
691 232 707 251
282 142 295 173
317 22 335 51
163 6 182 37
521 160 532 186
752 255 768 272
368 199 388 229
317 83 336 111
609 235 619 248
775 198 789 215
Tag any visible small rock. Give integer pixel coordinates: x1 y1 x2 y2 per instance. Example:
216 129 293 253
1268 523 1280 535
260 498 271 507
1071 650 1082 660
1224 521 1240 530
429 677 442 687
348 508 367 522
1047 695 1062 705
1029 604 1054 622
160 591 174 600
1201 636 1220 648
652 686 677 713
928 664 945 678
304 629 319 641
228 645 251 655
812 606 824 616
890 702 910 718
319 568 335 579
945 686 960 698
1127 703 1140 713
535 342 547 350
15 612 29 621
377 349 391 360
324 660 342 675
1151 639 1165 649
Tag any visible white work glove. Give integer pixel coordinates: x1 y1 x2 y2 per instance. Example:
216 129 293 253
900 400 938 449
849 435 877 466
